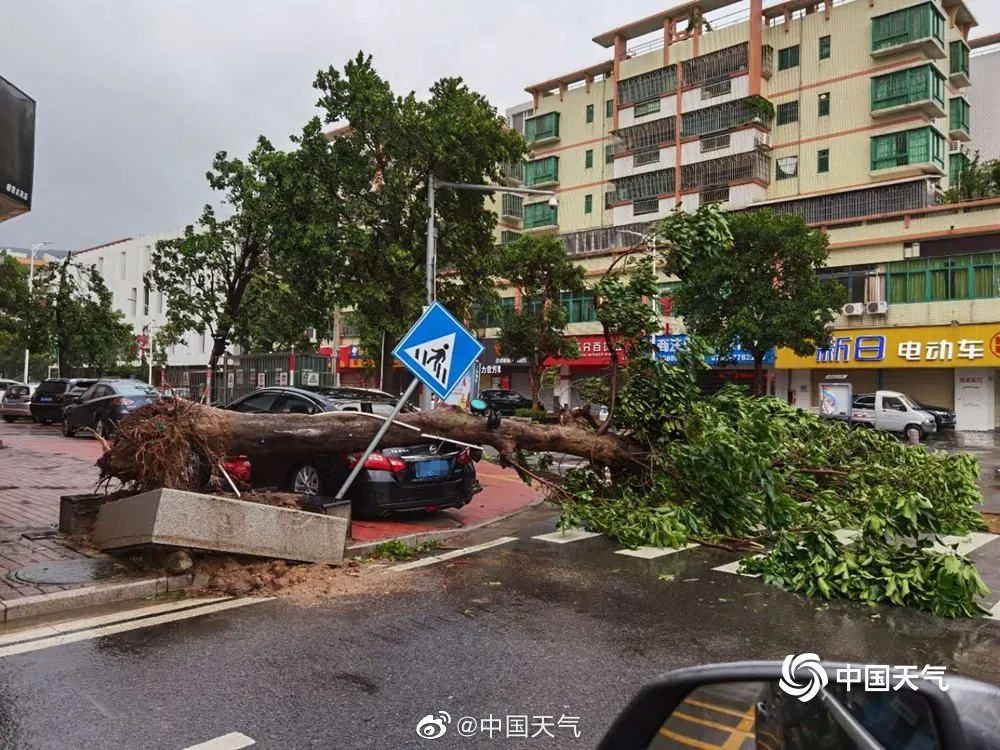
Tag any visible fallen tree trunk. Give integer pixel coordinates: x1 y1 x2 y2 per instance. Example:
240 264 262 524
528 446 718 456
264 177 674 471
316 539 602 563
97 402 641 492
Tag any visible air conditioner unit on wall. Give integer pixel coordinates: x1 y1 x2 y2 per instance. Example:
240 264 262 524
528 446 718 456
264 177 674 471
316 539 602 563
866 301 888 314
842 302 865 316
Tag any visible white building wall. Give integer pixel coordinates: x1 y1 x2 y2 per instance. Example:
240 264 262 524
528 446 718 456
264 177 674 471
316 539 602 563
969 47 1000 161
74 231 211 367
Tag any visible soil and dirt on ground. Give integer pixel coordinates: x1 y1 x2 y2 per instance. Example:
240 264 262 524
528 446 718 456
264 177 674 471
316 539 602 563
187 554 428 602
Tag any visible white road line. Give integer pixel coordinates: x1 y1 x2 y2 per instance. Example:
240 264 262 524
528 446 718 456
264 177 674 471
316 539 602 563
388 537 518 572
935 532 998 556
0 597 268 658
183 732 256 750
0 597 233 648
531 528 601 544
988 600 1000 621
712 559 760 578
615 543 700 559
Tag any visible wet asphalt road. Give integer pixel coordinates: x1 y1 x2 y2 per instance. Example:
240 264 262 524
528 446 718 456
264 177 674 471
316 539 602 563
1 508 999 750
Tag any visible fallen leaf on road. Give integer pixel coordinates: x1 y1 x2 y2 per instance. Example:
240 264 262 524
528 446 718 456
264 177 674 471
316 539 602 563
657 574 676 582
487 581 502 587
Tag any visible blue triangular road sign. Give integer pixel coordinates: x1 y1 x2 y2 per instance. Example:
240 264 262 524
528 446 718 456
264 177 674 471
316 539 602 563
393 302 484 401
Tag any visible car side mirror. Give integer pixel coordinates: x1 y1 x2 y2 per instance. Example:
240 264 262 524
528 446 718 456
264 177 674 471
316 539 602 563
71 396 82 404
597 662 972 750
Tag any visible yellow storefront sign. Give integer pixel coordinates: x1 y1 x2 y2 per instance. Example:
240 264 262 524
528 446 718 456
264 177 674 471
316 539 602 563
776 323 1000 369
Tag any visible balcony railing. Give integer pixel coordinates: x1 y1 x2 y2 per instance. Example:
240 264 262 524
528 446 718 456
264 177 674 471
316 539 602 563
501 161 524 184
559 222 657 256
761 45 774 79
613 117 677 155
525 112 560 145
949 97 970 140
618 66 677 107
950 40 971 87
680 149 771 192
611 167 675 203
501 193 523 219
681 98 773 138
760 180 933 225
681 43 749 89
633 198 660 216
523 202 557 229
871 2 945 59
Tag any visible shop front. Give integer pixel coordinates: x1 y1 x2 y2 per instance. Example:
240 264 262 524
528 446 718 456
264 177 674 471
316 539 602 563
652 334 777 395
776 323 1000 431
478 339 531 396
544 334 613 409
336 344 376 387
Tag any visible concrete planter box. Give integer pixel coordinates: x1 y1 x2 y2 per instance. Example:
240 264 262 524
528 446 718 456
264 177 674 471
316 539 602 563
60 494 105 536
92 489 347 565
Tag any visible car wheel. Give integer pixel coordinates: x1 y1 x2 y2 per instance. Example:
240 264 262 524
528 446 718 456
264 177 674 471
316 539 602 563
291 464 322 496
2 417 15 423
62 417 76 437
904 425 922 444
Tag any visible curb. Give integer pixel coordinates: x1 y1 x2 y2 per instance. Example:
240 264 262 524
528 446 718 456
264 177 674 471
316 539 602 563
1 573 192 624
345 496 549 556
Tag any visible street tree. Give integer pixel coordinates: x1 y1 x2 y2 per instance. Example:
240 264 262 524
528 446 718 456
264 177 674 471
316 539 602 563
944 153 1000 202
293 53 526 389
661 207 846 395
28 255 134 375
148 141 338 376
495 233 585 409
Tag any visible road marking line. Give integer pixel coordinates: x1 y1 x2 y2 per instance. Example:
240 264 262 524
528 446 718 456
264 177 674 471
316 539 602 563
935 532 997 556
683 698 753 721
0 597 268 658
0 597 233 648
712 558 760 577
659 726 724 750
987 600 1000 621
183 732 256 749
388 537 518 572
531 528 601 544
673 711 752 738
614 543 699 559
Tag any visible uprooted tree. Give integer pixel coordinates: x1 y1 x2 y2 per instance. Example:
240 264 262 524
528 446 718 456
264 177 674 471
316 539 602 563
100 204 989 619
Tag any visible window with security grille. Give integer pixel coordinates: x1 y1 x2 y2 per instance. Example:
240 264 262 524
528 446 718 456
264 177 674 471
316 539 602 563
524 112 560 144
618 66 677 107
633 198 660 216
776 101 799 125
634 149 661 166
776 156 798 180
701 134 731 153
634 99 662 118
701 78 732 100
525 157 559 186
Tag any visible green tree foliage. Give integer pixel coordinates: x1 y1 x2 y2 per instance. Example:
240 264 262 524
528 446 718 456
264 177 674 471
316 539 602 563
659 207 846 395
26 256 134 375
559 351 987 618
944 153 1000 203
495 234 585 409
149 141 336 372
294 53 526 386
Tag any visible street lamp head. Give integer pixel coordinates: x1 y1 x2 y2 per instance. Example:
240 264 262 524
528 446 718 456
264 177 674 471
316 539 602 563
547 195 559 210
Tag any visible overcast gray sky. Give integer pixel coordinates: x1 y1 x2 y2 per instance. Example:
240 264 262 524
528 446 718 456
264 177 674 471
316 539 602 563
2 0 997 251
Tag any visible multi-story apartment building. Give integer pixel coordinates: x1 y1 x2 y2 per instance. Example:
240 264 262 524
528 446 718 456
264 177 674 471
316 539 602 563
969 32 1000 160
479 0 1000 430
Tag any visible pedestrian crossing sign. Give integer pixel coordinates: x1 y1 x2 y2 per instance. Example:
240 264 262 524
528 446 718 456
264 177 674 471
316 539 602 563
393 301 484 400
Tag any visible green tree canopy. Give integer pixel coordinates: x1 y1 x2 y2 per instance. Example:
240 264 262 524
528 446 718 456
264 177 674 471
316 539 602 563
945 153 1000 203
659 206 846 394
495 233 585 409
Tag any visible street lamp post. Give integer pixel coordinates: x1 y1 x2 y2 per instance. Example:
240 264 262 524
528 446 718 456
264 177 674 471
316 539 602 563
421 176 558 411
23 241 50 384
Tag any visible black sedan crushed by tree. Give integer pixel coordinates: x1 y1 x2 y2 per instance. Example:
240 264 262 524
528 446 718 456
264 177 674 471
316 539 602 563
222 386 482 519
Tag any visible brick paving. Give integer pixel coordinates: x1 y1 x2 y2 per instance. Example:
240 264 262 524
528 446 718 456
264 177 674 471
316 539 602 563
0 422 108 600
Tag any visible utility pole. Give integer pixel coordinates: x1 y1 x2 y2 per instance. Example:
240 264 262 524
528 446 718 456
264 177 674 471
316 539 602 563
22 241 50 383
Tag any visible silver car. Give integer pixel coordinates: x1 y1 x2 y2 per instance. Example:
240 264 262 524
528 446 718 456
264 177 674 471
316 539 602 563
1 384 34 422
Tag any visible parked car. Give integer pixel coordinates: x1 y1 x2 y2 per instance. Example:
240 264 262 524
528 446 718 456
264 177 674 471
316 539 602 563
63 380 162 437
0 384 33 422
0 378 22 401
479 388 534 415
916 401 957 429
29 378 98 424
222 386 481 519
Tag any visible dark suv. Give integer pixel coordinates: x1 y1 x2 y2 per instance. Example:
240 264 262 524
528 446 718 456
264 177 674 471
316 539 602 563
479 389 533 415
29 378 99 424
222 386 482 519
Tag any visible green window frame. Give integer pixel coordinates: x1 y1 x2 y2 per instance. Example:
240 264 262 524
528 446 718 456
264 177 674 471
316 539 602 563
585 149 594 169
524 112 560 144
499 230 521 245
950 97 970 134
870 64 944 112
524 156 559 186
871 2 945 53
950 40 971 78
870 127 944 171
606 99 614 118
584 194 593 214
523 202 558 229
585 104 594 123
817 149 830 174
474 296 516 328
887 254 1000 304
634 99 662 117
778 45 800 71
776 101 799 125
560 290 598 323
818 92 830 117
949 151 970 186
819 35 831 60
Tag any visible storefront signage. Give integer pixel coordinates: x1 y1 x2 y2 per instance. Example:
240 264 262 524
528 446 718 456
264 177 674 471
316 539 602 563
337 344 375 371
777 324 1000 369
652 334 775 366
544 335 612 367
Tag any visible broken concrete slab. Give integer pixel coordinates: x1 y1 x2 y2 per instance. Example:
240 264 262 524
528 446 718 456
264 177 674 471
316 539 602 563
92 489 347 565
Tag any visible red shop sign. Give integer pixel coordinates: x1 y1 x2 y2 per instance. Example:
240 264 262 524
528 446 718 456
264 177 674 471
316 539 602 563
544 335 612 367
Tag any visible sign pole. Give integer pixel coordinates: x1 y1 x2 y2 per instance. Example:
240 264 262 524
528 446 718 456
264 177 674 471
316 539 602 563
334 378 419 501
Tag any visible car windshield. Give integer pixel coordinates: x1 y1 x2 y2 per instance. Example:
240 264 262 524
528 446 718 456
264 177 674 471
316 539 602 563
898 394 921 410
36 380 68 394
5 385 29 398
113 382 160 397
